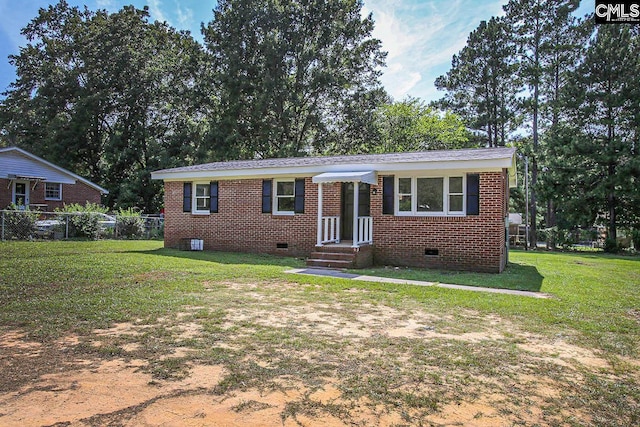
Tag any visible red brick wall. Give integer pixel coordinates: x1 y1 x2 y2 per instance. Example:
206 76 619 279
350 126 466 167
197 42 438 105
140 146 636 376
164 178 318 257
163 171 509 273
0 179 103 211
371 172 508 273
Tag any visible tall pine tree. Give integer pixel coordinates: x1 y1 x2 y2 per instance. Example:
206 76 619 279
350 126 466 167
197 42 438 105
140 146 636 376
435 17 519 148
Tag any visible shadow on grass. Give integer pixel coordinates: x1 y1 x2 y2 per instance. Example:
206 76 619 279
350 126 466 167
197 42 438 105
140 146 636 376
349 262 545 292
131 247 307 268
135 247 544 292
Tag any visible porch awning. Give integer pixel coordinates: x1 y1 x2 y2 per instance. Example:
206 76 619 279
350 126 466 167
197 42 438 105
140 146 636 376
312 171 377 185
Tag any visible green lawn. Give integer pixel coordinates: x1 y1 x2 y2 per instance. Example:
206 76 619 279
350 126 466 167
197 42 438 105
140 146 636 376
1 240 638 425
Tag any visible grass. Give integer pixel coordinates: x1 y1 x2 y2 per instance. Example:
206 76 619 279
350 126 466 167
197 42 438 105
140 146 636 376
0 240 638 425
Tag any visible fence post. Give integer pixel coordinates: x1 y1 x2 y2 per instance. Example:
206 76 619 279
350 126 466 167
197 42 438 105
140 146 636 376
1 211 4 241
65 214 69 239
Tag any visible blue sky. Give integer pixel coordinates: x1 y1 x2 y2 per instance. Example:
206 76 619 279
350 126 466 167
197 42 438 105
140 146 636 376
0 0 592 103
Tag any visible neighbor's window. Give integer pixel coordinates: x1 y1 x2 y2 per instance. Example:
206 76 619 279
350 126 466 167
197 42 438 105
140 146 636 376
44 182 62 200
194 183 211 213
274 180 295 214
396 176 465 216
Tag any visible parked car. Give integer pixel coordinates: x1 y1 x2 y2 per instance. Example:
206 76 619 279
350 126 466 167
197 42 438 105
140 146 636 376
97 213 116 229
35 219 62 236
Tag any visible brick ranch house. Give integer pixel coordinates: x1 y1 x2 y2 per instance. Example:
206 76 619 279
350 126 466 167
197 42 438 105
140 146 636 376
151 147 517 273
0 146 108 210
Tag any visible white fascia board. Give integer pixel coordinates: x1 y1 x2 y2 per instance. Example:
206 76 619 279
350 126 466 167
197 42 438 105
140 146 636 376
152 157 515 182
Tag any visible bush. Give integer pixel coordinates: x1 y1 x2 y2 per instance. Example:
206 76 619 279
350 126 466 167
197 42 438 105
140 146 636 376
116 208 145 239
55 203 108 240
2 204 37 240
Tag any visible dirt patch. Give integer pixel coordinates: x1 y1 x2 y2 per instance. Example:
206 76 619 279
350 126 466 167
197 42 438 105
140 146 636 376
518 334 611 370
0 281 634 426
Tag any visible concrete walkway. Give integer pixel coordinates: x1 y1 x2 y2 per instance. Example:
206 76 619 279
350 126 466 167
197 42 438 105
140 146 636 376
284 268 551 299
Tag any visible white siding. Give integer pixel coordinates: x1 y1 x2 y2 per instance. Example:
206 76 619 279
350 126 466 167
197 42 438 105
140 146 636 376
0 151 76 184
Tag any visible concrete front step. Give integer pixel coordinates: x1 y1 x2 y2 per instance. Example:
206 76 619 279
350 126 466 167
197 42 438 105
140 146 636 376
309 251 355 261
313 244 358 254
308 243 374 269
306 259 354 269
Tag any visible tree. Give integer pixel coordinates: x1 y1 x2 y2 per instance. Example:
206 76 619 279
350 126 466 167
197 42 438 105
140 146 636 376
503 0 580 246
546 23 640 244
202 0 386 159
374 98 472 153
435 17 519 148
0 1 206 212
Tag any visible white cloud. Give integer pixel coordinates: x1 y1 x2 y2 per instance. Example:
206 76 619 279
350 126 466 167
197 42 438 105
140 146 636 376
95 0 117 10
147 0 168 23
175 2 194 28
364 0 507 102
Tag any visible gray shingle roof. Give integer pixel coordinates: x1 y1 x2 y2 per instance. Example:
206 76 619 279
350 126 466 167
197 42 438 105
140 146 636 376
153 147 516 174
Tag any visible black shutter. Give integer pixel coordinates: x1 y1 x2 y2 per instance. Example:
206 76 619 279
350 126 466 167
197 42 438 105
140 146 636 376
262 180 272 213
294 178 305 213
467 174 480 215
382 176 394 215
183 182 192 213
210 181 218 213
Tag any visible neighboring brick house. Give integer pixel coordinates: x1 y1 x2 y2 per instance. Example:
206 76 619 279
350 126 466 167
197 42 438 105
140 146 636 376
152 147 517 273
0 147 108 211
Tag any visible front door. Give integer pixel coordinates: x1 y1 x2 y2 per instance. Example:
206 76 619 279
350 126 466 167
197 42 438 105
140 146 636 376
13 181 29 207
341 182 370 241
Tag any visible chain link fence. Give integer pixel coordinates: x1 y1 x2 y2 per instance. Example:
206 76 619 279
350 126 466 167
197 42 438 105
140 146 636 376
0 210 163 241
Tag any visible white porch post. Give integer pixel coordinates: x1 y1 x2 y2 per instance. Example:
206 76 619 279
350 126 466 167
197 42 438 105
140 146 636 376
316 182 323 246
352 181 359 247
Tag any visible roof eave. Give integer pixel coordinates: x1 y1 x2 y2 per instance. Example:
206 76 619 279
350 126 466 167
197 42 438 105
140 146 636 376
151 156 516 182
1 147 109 194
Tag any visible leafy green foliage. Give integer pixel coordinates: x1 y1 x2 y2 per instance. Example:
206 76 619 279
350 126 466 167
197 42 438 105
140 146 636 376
375 98 472 152
55 202 109 240
0 1 207 212
203 0 386 159
1 205 37 239
544 24 640 239
115 208 145 239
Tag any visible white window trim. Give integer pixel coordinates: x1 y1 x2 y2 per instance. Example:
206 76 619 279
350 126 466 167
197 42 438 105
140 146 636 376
44 182 63 201
395 175 466 217
273 178 296 215
192 182 211 215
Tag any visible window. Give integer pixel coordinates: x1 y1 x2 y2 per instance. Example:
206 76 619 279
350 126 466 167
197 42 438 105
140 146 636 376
264 179 305 214
275 180 295 213
398 178 412 212
417 178 443 212
396 175 465 216
184 182 218 214
448 177 464 213
194 183 211 213
45 183 62 200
